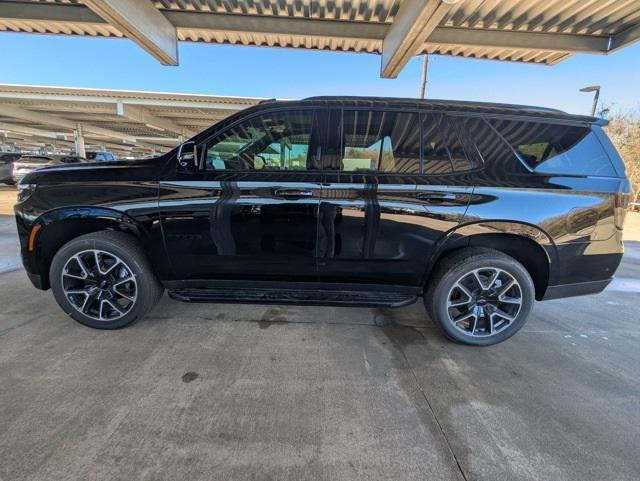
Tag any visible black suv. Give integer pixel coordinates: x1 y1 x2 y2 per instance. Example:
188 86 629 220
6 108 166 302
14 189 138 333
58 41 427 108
14 97 631 345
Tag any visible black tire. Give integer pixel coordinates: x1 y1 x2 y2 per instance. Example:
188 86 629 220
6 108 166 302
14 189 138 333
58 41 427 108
424 247 535 346
50 230 163 329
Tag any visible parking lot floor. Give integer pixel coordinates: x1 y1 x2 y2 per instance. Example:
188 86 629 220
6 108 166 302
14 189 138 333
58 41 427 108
1 186 640 481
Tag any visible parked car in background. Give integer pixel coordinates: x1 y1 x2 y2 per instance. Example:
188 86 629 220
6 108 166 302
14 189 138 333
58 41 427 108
12 155 87 184
86 151 117 162
0 152 23 185
14 97 631 346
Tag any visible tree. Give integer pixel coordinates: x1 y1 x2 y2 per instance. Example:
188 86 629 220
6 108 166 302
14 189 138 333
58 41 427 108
603 108 640 205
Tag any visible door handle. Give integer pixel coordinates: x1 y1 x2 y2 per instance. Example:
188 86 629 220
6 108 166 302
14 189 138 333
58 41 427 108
274 188 314 198
417 192 457 203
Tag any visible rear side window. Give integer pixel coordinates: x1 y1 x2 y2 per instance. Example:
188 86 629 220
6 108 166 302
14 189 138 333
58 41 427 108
490 120 616 176
341 110 420 174
422 114 483 174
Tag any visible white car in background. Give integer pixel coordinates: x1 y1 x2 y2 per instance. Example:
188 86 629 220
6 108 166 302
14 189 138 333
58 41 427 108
0 152 23 185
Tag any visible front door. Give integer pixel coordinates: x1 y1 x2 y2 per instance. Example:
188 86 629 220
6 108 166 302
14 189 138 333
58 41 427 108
158 108 323 282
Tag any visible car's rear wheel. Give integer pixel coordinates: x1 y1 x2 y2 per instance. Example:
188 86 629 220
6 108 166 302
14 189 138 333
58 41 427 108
425 247 535 346
50 231 163 329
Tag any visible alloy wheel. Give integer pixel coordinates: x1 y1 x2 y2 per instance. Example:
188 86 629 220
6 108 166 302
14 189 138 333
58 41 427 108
446 267 523 338
61 249 137 321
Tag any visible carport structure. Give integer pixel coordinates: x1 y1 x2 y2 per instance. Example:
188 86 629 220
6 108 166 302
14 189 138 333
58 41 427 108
0 0 639 78
0 84 261 157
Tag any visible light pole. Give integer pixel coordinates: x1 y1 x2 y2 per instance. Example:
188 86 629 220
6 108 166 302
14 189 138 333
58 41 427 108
579 85 600 116
419 54 429 99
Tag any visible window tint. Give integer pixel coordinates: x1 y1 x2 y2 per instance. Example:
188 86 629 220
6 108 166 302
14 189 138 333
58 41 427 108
422 114 483 174
490 120 616 176
422 114 453 174
205 110 316 171
341 110 420 173
466 117 516 168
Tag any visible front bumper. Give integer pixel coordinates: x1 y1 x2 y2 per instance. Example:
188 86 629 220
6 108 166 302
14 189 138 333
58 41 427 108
25 270 45 290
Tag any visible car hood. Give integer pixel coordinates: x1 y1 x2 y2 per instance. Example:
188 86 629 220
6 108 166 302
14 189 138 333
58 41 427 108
21 156 170 184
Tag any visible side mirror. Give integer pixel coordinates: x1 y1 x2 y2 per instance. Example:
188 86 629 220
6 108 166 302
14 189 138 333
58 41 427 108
177 141 198 169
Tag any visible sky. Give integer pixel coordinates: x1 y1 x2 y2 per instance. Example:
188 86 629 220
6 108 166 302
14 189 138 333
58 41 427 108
1 32 639 116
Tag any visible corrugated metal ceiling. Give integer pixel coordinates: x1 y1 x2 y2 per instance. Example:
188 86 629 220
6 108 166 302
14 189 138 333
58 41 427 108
1 0 638 65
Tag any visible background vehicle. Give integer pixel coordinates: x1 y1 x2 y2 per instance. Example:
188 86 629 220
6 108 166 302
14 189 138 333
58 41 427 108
86 151 117 162
14 97 630 345
0 152 22 184
12 155 87 184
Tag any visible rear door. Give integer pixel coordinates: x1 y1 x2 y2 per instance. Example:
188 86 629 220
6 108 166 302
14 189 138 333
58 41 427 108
158 108 323 282
317 109 475 286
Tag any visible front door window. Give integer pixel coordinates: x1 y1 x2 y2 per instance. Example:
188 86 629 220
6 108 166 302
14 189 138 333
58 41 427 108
205 110 317 171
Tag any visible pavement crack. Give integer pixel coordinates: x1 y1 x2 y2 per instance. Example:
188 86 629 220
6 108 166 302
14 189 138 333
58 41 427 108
0 315 40 337
390 327 470 481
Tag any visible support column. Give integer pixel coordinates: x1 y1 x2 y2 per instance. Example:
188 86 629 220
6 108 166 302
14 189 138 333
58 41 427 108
74 123 86 157
419 54 429 99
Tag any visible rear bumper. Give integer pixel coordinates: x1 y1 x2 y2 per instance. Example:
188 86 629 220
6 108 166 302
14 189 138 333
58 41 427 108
542 278 612 300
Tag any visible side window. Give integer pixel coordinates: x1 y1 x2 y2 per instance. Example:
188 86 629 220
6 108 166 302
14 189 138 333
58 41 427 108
341 110 420 173
422 113 453 174
466 118 518 171
489 120 616 176
422 114 483 174
205 110 316 171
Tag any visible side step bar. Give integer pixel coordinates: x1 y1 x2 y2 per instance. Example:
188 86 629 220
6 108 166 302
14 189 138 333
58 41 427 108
168 287 418 308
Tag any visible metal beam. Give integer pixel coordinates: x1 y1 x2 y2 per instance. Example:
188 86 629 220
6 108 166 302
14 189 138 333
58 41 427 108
427 27 610 54
381 0 458 78
609 22 640 52
165 9 388 41
0 91 250 111
116 101 194 137
0 1 104 24
0 122 69 140
0 103 141 143
82 0 178 65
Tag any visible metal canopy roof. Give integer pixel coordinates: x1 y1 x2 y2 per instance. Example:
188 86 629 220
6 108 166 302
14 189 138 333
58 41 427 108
0 1 639 77
0 83 262 157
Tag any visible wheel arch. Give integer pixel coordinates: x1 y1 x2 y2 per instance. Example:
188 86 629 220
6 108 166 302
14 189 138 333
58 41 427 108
424 221 558 301
31 207 146 290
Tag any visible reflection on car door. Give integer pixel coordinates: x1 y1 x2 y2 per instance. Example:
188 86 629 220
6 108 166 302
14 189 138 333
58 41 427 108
317 109 474 286
158 108 323 282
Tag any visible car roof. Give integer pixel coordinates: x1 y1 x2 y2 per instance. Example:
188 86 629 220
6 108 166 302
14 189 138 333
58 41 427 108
254 96 606 125
188 95 605 146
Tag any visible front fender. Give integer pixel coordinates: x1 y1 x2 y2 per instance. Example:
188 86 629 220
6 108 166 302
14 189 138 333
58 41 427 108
35 206 146 237
15 206 150 289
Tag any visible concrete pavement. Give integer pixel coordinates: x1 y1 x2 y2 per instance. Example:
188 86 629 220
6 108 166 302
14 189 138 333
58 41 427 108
1 187 639 481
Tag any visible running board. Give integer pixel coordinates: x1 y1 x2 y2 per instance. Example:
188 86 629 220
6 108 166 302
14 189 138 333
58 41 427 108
168 287 417 308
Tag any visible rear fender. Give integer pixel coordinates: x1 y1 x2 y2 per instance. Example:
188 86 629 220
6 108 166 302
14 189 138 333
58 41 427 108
422 220 559 285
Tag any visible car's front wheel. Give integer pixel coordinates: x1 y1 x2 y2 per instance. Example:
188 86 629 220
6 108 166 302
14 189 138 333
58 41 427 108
50 231 163 329
425 248 535 346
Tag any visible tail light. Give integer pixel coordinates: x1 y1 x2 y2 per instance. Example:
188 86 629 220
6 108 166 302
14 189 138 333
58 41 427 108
614 182 631 230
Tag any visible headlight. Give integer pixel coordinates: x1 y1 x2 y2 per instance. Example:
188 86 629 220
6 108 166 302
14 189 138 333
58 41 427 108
17 182 37 203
